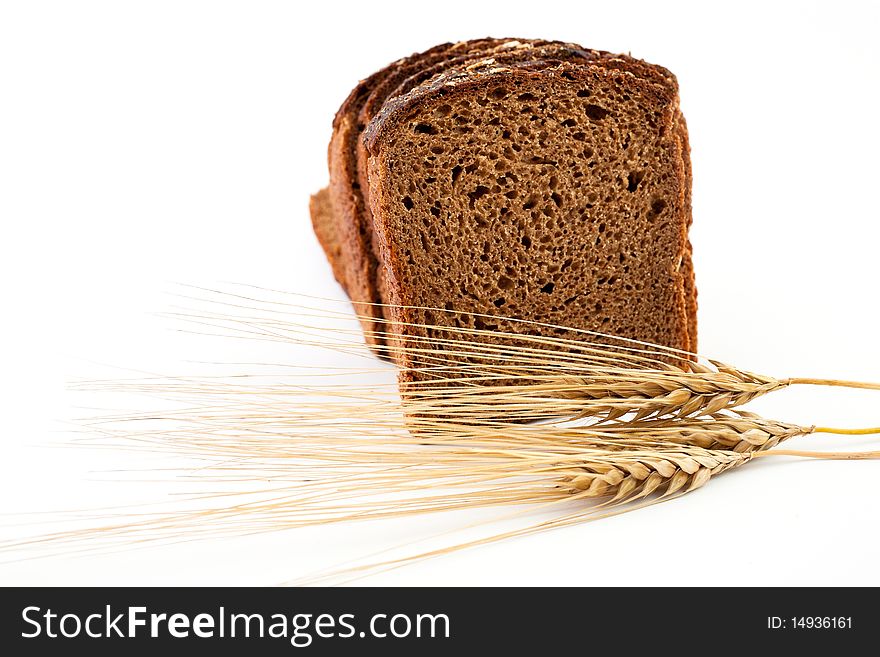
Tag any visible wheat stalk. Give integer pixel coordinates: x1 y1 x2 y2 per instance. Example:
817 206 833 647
6 284 877 583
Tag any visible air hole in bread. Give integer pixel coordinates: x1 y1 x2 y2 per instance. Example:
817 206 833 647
473 317 498 331
584 104 610 120
627 170 644 192
650 197 667 216
468 185 490 208
498 275 514 290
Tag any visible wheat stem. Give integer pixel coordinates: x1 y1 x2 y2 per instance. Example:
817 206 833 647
756 449 880 460
788 377 880 391
814 426 880 435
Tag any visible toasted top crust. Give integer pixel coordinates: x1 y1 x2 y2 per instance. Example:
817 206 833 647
332 42 455 131
364 54 678 155
358 38 507 127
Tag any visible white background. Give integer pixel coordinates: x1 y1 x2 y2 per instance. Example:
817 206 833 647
1 0 879 585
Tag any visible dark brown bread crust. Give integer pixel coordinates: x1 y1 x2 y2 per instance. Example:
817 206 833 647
313 39 697 373
358 38 507 128
363 50 679 157
676 112 697 353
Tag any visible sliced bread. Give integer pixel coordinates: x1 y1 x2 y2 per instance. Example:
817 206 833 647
312 39 697 378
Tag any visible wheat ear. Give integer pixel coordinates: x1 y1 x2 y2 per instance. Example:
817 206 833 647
559 445 754 500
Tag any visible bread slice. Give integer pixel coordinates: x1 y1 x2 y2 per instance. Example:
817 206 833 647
312 39 697 378
362 55 692 375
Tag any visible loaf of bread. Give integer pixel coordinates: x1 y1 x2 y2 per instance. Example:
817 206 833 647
311 38 697 372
